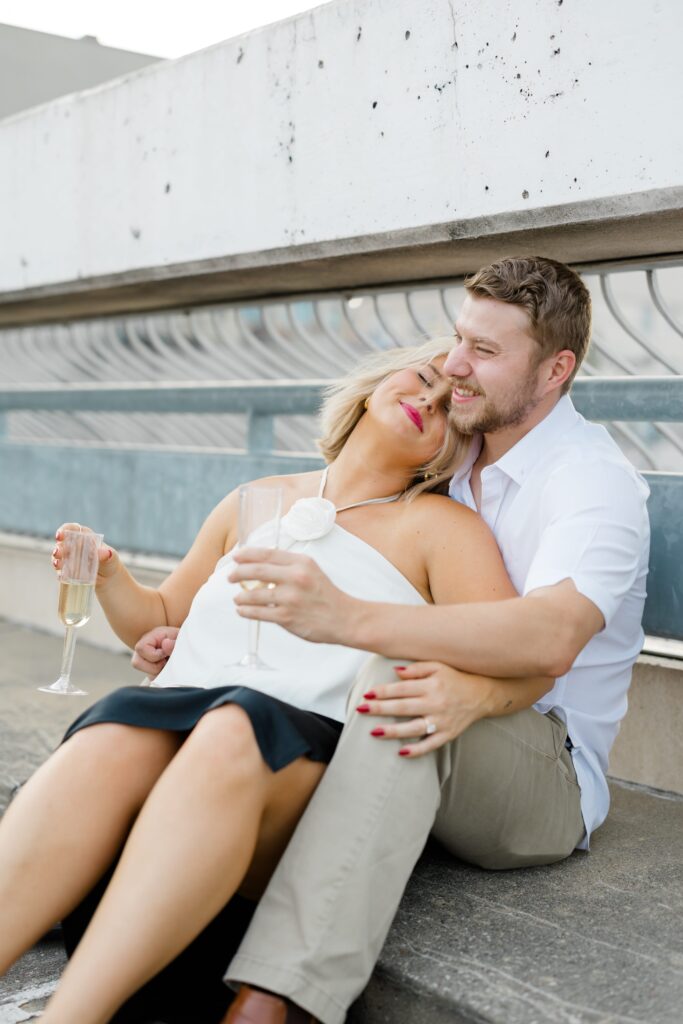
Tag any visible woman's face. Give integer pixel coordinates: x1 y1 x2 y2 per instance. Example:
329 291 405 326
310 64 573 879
366 356 453 466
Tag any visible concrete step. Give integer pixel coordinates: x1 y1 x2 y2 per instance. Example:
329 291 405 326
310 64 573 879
1 783 681 1023
352 781 683 1024
1 620 682 1022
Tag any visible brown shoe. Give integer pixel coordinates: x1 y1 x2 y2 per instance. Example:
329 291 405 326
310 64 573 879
220 984 319 1024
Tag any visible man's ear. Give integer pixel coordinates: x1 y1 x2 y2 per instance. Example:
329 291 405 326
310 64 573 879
541 350 575 395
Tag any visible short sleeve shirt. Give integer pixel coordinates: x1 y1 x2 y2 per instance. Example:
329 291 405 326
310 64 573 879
449 396 650 848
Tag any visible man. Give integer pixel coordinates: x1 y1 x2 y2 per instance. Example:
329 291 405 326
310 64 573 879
135 256 649 1024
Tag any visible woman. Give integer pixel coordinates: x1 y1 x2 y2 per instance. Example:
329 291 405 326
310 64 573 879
0 340 539 1024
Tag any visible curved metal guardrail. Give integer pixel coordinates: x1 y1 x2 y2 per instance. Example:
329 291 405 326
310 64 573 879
1 259 682 469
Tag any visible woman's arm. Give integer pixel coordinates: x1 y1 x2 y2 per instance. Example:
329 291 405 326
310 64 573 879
54 488 239 650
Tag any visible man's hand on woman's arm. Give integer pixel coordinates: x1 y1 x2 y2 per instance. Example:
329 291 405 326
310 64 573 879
131 626 180 676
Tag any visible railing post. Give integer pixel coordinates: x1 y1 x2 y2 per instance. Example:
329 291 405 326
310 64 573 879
247 412 274 455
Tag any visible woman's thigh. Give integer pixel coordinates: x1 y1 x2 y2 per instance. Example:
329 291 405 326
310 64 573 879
433 709 584 870
58 721 184 801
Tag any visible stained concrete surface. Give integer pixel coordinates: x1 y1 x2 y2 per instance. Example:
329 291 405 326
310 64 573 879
1 622 682 1022
351 783 683 1024
0 619 138 812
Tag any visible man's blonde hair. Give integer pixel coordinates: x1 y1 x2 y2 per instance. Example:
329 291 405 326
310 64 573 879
317 339 469 501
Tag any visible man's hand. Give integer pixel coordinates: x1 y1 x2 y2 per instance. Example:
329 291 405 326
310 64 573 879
356 662 498 758
131 626 180 676
229 547 358 645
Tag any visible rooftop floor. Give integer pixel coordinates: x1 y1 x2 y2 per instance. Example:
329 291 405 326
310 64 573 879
1 621 682 1023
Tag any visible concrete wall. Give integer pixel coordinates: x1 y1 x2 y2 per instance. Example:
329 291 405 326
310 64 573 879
1 0 682 321
0 23 160 121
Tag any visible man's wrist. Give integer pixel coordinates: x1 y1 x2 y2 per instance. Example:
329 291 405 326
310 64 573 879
337 594 377 651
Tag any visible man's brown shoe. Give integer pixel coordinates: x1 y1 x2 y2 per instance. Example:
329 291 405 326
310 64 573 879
221 984 320 1023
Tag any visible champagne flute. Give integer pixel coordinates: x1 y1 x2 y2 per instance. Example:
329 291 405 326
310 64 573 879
39 529 103 696
234 483 283 669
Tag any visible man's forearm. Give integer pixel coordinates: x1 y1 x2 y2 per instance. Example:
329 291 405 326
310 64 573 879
343 591 573 679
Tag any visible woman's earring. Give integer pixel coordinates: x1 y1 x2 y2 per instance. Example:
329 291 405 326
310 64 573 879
363 397 369 410
424 470 438 480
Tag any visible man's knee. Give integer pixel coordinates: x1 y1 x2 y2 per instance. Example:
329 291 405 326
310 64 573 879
346 655 409 717
433 712 582 869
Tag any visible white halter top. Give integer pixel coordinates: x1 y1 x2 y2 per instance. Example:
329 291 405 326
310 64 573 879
154 472 425 721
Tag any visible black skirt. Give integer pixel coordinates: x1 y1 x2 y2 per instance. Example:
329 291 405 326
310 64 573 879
63 684 343 772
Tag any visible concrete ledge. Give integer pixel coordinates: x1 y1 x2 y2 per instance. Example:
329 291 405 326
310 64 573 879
608 655 683 795
1 188 683 326
0 531 174 654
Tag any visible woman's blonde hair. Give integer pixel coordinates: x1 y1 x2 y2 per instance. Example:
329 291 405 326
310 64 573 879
317 338 469 501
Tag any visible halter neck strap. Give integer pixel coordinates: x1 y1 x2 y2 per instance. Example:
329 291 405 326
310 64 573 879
318 466 403 512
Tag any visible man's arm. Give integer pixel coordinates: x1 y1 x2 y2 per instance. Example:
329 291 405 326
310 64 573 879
232 457 646 679
349 579 604 678
230 548 604 679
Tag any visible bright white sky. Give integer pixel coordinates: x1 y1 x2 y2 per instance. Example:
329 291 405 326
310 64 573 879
0 0 326 58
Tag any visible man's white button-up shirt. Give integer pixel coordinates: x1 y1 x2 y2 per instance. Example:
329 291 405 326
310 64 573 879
449 395 650 848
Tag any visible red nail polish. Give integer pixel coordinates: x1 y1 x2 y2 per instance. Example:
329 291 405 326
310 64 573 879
363 691 376 699
356 704 370 713
370 727 385 737
395 666 406 672
399 747 411 756
107 547 113 560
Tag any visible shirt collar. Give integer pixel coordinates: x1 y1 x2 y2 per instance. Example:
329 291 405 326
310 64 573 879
449 395 581 491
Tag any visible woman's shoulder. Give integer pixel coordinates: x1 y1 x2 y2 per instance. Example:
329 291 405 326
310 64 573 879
404 492 493 547
406 491 479 525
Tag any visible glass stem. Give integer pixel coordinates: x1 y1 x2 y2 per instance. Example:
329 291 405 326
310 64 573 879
248 620 261 660
60 625 78 682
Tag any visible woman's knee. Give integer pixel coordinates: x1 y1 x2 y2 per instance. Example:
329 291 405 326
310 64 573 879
184 705 264 777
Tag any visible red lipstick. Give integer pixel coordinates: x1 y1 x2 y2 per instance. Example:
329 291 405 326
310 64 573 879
401 402 424 432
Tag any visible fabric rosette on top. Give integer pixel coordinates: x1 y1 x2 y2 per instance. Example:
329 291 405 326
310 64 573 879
280 497 337 543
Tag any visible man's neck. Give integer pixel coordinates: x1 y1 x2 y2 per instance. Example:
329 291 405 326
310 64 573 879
476 393 562 472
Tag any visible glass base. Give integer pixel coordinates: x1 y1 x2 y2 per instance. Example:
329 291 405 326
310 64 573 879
139 675 161 687
233 652 274 670
38 677 88 696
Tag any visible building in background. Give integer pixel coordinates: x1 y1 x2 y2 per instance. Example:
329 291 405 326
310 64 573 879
0 22 162 120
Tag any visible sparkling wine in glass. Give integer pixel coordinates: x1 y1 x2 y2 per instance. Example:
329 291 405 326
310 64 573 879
39 529 103 696
235 483 283 669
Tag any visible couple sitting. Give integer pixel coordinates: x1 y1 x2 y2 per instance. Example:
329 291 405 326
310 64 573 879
0 256 649 1024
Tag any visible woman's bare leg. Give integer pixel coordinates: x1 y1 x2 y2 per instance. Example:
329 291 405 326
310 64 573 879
40 705 325 1024
0 723 182 975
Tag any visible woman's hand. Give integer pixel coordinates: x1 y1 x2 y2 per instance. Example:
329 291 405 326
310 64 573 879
357 662 496 758
52 522 118 582
131 626 180 676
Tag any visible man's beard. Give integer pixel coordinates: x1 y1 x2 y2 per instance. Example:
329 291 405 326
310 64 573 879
451 376 542 435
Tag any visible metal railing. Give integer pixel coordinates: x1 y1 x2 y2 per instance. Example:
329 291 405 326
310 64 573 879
1 375 682 642
1 258 683 469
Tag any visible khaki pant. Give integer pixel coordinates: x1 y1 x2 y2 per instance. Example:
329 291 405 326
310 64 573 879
226 657 584 1024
